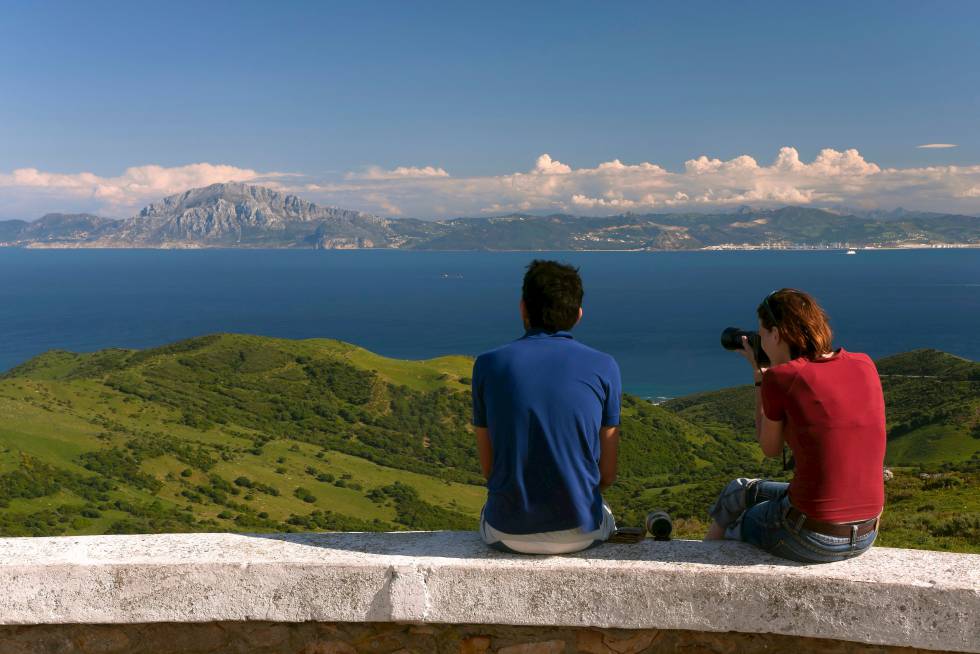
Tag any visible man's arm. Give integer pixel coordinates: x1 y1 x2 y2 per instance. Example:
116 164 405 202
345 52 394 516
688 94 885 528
475 426 493 480
598 425 620 491
471 355 492 480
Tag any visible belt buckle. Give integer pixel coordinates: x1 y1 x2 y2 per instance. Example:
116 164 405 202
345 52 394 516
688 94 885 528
849 524 858 547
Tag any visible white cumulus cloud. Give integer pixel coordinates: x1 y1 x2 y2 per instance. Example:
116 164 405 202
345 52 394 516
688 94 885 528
533 154 572 175
685 154 760 174
347 165 450 180
4 147 980 219
321 147 980 216
0 163 289 217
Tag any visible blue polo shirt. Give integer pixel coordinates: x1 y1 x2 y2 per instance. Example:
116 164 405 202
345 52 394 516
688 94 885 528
472 329 622 535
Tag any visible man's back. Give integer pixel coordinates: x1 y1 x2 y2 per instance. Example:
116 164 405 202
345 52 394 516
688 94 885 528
472 329 621 535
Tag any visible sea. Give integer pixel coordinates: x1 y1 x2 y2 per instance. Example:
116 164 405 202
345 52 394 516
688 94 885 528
0 249 977 399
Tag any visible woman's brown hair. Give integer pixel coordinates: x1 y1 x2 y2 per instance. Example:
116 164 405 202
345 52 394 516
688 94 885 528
757 288 834 360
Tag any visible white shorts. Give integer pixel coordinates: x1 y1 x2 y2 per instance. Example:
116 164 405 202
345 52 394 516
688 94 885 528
479 501 617 554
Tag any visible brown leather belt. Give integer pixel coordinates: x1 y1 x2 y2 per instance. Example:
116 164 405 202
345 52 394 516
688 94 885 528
785 506 879 539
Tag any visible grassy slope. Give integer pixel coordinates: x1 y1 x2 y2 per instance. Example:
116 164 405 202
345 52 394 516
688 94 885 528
660 349 980 552
0 335 488 535
0 333 744 539
876 350 980 465
664 349 980 467
0 336 975 552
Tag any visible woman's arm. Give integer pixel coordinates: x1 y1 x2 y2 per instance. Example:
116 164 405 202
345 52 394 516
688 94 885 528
754 383 785 458
740 337 786 458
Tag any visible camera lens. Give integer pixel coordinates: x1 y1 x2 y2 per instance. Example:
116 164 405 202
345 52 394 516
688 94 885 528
720 327 770 368
645 510 672 541
720 327 746 351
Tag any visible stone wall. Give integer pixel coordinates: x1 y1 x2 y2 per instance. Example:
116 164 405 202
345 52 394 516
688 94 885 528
0 622 957 654
1 531 977 653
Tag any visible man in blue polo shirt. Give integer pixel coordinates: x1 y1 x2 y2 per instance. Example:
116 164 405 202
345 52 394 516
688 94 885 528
471 260 622 554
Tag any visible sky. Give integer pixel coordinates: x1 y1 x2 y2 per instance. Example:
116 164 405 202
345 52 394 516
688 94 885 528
1 1 978 219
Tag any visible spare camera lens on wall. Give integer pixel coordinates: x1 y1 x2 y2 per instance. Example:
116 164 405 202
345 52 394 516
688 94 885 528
645 510 672 541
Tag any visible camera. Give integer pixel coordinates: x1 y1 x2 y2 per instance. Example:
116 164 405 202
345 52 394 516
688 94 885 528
645 510 672 541
720 327 770 368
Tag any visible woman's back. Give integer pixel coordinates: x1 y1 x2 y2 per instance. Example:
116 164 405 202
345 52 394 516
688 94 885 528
762 349 886 522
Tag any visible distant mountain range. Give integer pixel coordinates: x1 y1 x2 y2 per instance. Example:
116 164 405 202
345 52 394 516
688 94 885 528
2 183 978 250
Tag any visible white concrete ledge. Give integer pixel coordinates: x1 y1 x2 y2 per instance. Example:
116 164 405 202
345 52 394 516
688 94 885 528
0 532 977 652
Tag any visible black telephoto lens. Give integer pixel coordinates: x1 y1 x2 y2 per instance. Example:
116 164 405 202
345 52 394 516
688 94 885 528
720 327 770 368
720 326 748 351
645 510 673 541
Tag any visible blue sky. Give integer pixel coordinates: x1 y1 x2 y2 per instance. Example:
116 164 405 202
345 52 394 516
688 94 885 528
1 1 979 218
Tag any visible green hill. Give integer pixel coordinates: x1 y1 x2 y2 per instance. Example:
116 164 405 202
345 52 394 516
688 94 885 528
875 350 980 465
661 351 980 552
664 349 980 467
0 334 763 539
0 336 975 552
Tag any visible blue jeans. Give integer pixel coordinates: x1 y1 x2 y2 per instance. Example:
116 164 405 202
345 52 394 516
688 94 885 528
709 478 878 564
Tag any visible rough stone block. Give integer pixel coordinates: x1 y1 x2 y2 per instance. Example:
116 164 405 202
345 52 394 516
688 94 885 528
496 641 566 654
459 635 492 654
0 532 976 652
301 641 357 654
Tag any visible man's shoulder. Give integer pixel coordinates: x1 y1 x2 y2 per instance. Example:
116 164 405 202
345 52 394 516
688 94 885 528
473 342 522 377
544 340 620 384
569 340 619 371
475 341 519 364
475 338 619 373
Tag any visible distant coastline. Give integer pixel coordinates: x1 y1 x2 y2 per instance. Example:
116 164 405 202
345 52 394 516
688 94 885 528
1 183 977 252
8 242 980 252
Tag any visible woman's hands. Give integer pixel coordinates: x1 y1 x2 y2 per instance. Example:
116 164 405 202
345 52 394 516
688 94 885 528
736 337 783 456
738 335 766 385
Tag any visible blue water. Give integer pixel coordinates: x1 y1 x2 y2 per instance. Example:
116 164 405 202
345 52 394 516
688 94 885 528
0 249 977 398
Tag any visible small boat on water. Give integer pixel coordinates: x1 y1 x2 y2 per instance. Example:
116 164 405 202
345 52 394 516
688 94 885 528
846 249 857 255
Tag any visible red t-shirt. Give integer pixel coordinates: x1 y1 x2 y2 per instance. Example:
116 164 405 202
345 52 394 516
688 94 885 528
761 349 885 522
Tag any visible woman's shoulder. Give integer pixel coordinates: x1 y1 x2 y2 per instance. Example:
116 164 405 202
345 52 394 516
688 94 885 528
769 357 807 375
764 358 805 387
801 349 880 382
837 348 878 369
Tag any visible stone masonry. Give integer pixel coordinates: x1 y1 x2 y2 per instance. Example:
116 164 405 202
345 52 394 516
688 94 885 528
0 622 963 654
0 532 977 653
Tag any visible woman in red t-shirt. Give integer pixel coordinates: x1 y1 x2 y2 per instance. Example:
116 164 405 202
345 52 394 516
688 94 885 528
704 288 886 563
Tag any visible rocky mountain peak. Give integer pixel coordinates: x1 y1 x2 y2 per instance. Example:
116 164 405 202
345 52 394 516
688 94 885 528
137 183 308 217
136 183 357 220
119 183 390 245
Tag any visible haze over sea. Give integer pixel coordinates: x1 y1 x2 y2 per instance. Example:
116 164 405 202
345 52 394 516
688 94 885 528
1 249 977 399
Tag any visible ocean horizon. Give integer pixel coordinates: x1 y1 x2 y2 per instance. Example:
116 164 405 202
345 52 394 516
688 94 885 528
1 248 977 399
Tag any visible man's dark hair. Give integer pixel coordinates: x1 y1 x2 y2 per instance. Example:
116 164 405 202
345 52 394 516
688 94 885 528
522 260 583 332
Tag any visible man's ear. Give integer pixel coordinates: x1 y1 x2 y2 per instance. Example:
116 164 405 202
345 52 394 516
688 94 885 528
520 299 532 330
575 307 583 326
